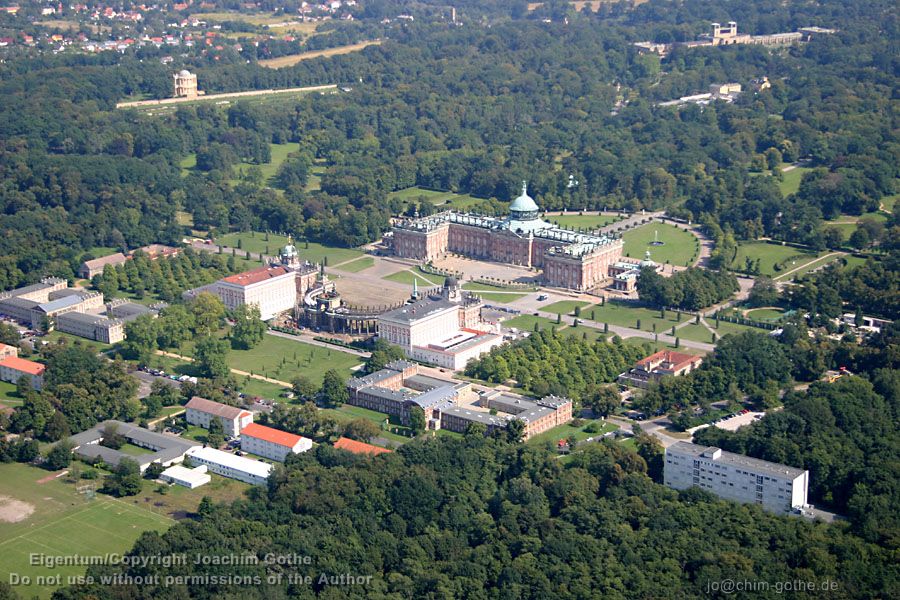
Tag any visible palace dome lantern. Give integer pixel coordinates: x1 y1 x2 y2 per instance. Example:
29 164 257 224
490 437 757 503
509 181 540 221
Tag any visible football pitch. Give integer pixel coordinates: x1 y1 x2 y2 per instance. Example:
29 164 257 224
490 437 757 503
0 464 171 598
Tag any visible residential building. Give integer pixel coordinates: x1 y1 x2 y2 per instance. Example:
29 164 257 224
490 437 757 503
377 278 504 370
78 253 128 279
160 464 211 489
664 442 809 514
0 343 18 360
55 312 125 344
0 356 45 390
184 446 272 485
333 437 392 456
391 182 624 291
185 396 253 437
618 349 704 389
240 422 312 461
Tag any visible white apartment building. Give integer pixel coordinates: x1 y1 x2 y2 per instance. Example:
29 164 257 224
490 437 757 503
184 446 272 486
0 356 45 390
239 422 312 462
665 442 809 514
185 396 253 437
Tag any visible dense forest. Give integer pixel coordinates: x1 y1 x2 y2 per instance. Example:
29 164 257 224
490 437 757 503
51 434 897 599
0 0 896 289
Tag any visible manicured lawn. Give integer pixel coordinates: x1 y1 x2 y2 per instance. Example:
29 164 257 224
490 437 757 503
707 319 768 338
674 323 719 344
504 314 561 333
0 380 24 408
181 424 210 443
473 291 528 303
620 337 683 354
319 405 413 444
527 419 618 446
881 193 898 213
237 376 289 399
842 255 869 269
777 166 812 196
179 153 196 177
462 281 537 292
745 308 786 321
383 268 446 288
547 214 621 230
334 256 374 272
118 442 154 456
0 463 173 599
621 222 699 267
731 242 820 276
542 300 591 315
226 336 363 386
305 162 325 192
583 302 688 333
387 187 494 210
216 231 362 265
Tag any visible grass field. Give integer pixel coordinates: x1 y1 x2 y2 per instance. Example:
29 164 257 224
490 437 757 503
584 302 688 333
622 223 699 266
193 11 319 36
745 308 786 321
731 242 820 276
674 323 718 344
231 142 300 186
505 314 561 333
881 193 898 213
541 300 591 315
0 380 23 408
386 187 497 211
319 404 412 445
778 166 812 196
215 231 362 265
527 419 618 446
620 337 683 355
0 463 173 599
547 214 621 230
708 319 768 339
334 256 374 272
259 40 381 68
383 267 447 288
226 336 363 386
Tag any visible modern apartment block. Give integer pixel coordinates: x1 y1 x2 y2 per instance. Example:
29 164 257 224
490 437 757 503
664 442 809 514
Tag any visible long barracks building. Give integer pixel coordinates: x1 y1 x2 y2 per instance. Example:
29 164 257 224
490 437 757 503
391 183 624 291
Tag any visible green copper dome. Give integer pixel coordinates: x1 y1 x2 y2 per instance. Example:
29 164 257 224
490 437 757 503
509 181 539 216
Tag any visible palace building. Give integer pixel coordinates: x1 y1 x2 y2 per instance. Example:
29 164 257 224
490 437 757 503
390 183 624 291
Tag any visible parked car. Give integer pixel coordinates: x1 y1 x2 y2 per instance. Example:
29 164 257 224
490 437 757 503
537 294 548 301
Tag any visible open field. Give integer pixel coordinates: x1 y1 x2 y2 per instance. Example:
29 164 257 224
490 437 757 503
0 380 23 408
882 193 897 213
584 302 688 333
305 161 326 192
232 142 300 185
260 40 382 68
673 323 719 345
541 300 591 315
620 337 683 355
547 214 622 230
745 307 787 321
777 166 812 196
320 404 412 445
225 335 363 386
527 419 618 446
527 0 648 12
334 256 374 272
731 242 820 276
468 291 528 303
387 186 496 210
0 463 173 599
383 267 447 288
505 314 562 333
622 223 698 266
215 231 362 264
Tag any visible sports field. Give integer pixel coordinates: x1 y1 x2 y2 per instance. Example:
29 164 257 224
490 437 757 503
622 223 698 266
731 242 820 276
0 463 172 599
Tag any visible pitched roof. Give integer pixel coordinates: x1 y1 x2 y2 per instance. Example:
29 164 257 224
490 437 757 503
333 437 392 456
241 423 305 448
220 266 292 287
636 350 703 371
0 356 45 376
185 396 246 420
81 253 128 270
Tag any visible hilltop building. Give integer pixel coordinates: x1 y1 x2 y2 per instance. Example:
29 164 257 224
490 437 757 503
346 361 572 440
376 278 503 370
635 21 835 56
183 238 318 320
665 442 809 514
173 69 200 98
391 182 624 291
618 349 703 389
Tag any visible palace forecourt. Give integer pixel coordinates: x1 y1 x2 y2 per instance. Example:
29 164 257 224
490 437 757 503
391 183 624 291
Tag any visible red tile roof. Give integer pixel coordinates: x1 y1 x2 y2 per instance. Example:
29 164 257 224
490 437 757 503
636 350 703 371
220 266 291 287
241 423 305 448
0 356 45 376
334 437 392 456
